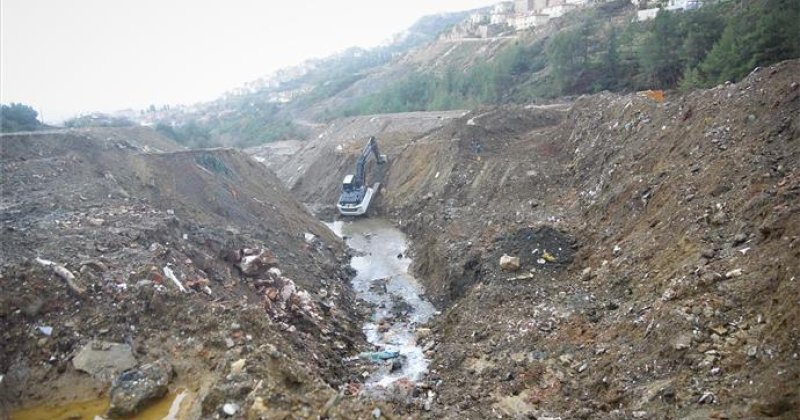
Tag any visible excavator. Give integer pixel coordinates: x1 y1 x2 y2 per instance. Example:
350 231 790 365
337 136 387 216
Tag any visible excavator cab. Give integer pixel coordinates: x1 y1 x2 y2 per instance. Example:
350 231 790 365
341 174 358 192
337 137 387 216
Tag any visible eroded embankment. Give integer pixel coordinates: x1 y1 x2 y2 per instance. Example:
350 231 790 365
0 128 386 418
276 60 800 418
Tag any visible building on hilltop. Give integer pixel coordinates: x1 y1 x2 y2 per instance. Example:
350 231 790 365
542 3 578 17
515 0 535 13
490 1 514 24
635 0 702 21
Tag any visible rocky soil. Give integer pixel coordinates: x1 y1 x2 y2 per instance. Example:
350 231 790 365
2 58 798 419
271 59 800 418
0 127 387 418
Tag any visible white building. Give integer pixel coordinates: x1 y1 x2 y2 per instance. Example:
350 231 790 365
542 3 578 17
491 1 514 24
666 0 700 10
494 1 514 13
636 8 659 20
636 0 701 21
513 12 550 30
469 12 489 24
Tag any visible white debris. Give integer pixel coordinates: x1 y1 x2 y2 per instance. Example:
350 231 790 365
163 266 187 293
222 402 239 416
35 257 85 295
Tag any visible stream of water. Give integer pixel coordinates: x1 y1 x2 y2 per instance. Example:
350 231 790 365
327 218 436 388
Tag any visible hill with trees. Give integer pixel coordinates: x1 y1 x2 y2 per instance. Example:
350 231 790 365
147 0 799 148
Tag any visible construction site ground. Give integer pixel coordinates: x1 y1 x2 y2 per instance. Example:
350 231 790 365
272 60 800 419
1 60 798 419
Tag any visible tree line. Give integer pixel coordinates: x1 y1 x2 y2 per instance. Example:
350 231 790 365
1 103 43 132
340 0 799 116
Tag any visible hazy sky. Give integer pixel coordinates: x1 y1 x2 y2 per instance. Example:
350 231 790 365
1 0 496 123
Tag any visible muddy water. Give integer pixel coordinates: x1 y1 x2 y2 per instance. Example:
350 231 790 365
327 219 436 388
9 389 192 420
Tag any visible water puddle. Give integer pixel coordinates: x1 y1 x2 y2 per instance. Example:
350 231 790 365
10 388 192 420
327 218 436 389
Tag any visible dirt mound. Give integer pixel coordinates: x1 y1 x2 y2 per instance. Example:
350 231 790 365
276 59 800 418
0 128 383 417
266 110 468 217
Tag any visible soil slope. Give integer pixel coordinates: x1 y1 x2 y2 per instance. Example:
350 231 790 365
273 60 800 418
0 128 379 418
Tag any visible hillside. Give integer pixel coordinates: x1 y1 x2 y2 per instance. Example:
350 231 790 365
3 1 799 419
0 127 385 418
267 59 800 418
148 0 798 149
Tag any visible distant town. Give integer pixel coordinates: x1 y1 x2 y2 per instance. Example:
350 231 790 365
74 0 705 128
451 0 702 38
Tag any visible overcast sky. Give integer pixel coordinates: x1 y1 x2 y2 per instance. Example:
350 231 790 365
1 0 497 123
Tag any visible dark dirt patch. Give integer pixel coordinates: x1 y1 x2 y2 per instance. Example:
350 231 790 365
491 225 576 271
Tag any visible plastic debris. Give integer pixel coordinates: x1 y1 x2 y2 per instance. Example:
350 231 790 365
358 350 400 362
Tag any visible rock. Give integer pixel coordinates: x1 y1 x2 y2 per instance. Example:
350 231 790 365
701 248 716 259
499 254 520 271
107 359 174 417
222 402 240 416
661 287 677 301
733 233 748 245
230 359 246 374
249 397 268 417
238 249 278 277
391 359 403 373
73 341 137 380
558 354 573 366
580 267 593 281
673 333 692 350
87 217 105 226
711 211 727 225
725 268 743 278
416 328 432 340
224 337 235 349
747 346 758 358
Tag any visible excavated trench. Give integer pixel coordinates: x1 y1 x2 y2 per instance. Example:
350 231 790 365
327 218 436 391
